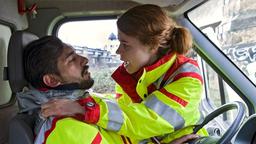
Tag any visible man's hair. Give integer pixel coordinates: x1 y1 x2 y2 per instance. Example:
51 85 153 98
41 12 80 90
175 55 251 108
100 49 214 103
23 36 64 88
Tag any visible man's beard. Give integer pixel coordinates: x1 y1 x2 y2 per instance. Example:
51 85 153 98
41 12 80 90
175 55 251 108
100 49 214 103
53 65 94 90
78 78 94 89
80 65 94 89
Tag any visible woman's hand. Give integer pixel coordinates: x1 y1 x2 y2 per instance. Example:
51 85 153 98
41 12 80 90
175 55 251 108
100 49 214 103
41 99 85 118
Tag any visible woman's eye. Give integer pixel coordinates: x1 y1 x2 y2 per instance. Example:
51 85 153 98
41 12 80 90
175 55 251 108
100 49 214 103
122 43 129 49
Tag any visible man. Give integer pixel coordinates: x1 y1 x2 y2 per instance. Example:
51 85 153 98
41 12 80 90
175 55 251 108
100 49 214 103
19 36 199 143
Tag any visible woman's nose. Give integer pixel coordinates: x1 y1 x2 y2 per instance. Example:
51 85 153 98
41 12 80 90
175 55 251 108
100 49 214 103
116 45 122 54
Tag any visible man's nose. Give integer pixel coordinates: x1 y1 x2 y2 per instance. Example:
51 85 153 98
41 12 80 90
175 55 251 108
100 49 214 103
80 56 88 66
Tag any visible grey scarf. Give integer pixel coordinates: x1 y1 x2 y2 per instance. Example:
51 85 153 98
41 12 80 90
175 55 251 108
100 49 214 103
16 87 89 134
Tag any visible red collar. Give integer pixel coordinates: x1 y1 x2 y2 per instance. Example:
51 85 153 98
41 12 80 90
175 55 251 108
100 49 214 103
111 53 176 103
37 87 49 92
111 64 142 103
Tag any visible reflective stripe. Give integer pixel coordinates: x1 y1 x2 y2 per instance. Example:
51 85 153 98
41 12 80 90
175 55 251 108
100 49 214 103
164 62 201 86
91 132 102 144
145 95 185 130
174 72 203 84
116 93 122 99
121 135 128 144
155 72 165 89
34 117 55 144
106 100 124 131
126 137 132 144
121 135 132 144
159 88 188 107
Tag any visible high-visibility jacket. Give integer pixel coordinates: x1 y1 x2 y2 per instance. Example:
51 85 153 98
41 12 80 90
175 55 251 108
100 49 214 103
34 117 141 144
82 52 207 143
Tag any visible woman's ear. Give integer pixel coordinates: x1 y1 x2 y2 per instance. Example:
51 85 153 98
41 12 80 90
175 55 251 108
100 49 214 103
43 74 61 88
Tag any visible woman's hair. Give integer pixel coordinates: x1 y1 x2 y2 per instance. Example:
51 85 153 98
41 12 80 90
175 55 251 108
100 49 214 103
117 4 193 57
23 36 64 88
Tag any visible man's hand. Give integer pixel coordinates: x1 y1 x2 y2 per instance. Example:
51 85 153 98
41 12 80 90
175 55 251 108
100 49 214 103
41 99 84 118
169 134 199 144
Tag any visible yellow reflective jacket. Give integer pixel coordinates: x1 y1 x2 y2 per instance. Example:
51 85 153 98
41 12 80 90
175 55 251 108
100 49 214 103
82 53 207 143
35 117 140 144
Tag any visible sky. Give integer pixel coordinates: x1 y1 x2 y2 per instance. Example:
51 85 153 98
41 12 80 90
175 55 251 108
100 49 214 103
58 19 118 48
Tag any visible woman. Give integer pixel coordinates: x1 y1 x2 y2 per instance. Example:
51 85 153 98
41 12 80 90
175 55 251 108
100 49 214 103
41 4 206 143
110 4 206 142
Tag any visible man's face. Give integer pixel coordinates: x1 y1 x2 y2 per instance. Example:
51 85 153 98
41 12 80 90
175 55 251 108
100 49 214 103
56 44 94 89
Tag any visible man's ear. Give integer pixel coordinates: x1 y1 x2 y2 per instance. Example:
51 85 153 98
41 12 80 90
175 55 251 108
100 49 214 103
43 74 61 88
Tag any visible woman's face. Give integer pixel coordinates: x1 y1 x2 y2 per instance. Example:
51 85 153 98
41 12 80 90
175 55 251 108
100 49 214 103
116 29 157 74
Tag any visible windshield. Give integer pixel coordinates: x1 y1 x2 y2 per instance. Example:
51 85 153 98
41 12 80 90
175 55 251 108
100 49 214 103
188 0 256 85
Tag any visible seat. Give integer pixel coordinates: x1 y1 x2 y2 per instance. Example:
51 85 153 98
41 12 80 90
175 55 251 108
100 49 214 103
234 114 256 144
9 113 37 144
7 31 39 144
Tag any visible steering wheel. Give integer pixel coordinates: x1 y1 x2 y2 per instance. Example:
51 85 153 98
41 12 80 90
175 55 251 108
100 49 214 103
190 101 246 144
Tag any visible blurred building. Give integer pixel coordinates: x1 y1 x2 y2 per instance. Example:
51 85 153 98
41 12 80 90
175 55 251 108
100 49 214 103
73 32 121 68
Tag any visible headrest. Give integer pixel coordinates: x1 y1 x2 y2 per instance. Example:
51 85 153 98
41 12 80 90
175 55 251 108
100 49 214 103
7 31 39 93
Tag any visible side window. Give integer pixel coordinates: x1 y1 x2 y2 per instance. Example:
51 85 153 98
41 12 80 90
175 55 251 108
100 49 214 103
0 24 12 105
188 0 250 132
200 57 243 105
57 19 121 94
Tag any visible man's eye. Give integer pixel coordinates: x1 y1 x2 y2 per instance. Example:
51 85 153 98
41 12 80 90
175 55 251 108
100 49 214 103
69 57 76 63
